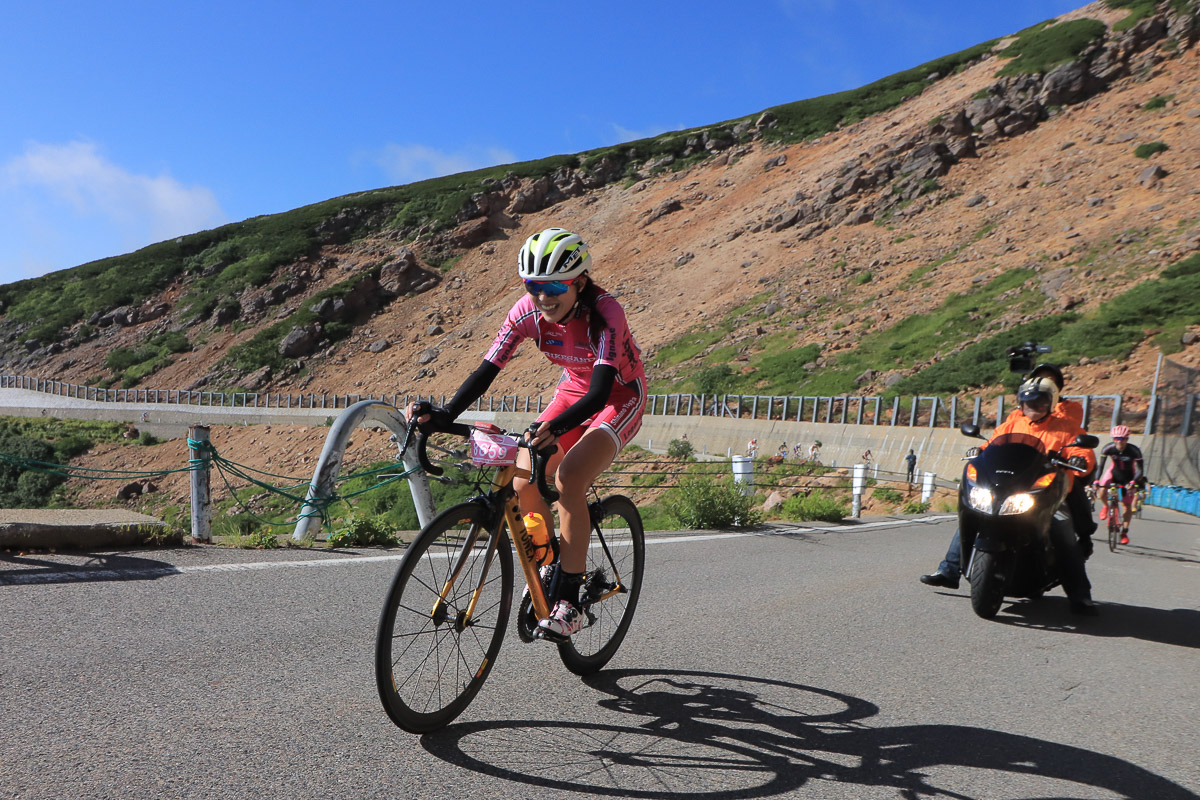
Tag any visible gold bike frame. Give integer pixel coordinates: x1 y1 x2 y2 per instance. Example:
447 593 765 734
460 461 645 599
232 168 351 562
433 463 554 626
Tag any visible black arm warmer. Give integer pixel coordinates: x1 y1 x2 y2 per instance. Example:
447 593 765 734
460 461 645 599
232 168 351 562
545 365 618 436
444 360 500 419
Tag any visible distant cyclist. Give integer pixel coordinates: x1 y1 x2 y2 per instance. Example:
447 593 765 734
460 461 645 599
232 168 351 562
409 227 646 637
1095 425 1145 544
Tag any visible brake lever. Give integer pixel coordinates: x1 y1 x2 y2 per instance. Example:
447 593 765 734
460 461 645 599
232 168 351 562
526 424 560 504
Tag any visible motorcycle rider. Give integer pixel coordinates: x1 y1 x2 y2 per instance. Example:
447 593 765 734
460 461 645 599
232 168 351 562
921 363 1097 589
974 377 1099 614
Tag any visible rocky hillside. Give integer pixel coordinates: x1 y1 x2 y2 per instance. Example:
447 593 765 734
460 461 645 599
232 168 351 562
3 0 1200 420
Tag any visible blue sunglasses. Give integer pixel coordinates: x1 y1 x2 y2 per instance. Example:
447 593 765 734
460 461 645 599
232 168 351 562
524 279 572 297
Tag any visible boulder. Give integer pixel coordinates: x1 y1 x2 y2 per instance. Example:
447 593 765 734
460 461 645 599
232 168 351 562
243 365 272 391
213 301 241 326
1038 61 1094 107
1139 164 1168 188
278 324 322 359
643 198 683 226
310 296 347 321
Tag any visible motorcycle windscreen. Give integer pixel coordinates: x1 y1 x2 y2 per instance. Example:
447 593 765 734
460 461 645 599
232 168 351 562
978 433 1048 489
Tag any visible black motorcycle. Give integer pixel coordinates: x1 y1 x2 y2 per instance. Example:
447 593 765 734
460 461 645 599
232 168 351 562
958 423 1098 619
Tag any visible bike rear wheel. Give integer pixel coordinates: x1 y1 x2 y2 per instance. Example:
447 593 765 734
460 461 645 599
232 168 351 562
1107 502 1120 552
557 495 645 676
375 502 513 733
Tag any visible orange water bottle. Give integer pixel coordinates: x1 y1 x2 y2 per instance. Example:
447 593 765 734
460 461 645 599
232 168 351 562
522 512 554 566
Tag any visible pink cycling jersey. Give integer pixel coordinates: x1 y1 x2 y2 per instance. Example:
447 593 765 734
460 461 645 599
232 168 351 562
485 292 645 390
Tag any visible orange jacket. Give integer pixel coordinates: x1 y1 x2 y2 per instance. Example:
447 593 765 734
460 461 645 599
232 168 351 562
984 405 1096 488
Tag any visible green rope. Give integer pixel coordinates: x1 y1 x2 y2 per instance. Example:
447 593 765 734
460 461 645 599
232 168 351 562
0 451 191 480
1 435 435 533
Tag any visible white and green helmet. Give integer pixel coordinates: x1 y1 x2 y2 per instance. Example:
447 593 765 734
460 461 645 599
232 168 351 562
517 228 591 281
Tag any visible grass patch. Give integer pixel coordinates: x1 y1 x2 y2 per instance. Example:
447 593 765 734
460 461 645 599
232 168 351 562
759 40 997 145
1134 141 1169 159
0 417 129 508
995 18 1107 76
1142 94 1175 110
1105 0 1156 31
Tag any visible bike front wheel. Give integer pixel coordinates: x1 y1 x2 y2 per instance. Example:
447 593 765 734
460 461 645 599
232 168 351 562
375 502 513 733
1107 505 1120 552
558 495 645 676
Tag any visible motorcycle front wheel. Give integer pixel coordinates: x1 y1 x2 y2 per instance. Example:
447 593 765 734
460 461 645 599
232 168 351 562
968 549 1009 619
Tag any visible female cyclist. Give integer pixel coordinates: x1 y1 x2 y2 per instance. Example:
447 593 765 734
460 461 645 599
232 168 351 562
1095 425 1145 544
409 227 646 637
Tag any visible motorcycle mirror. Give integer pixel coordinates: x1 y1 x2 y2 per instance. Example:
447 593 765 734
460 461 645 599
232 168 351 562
960 422 985 439
1073 433 1099 449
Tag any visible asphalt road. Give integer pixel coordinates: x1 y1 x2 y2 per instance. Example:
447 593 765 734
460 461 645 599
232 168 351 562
2 509 1197 799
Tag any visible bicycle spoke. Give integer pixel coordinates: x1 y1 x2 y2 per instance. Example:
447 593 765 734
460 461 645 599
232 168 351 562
376 503 513 732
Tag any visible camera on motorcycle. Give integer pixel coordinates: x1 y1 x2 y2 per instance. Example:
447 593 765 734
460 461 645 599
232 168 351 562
1072 433 1099 449
1006 341 1051 374
959 422 986 440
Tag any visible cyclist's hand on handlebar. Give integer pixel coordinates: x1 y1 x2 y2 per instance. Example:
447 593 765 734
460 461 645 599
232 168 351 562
525 420 559 451
407 401 454 431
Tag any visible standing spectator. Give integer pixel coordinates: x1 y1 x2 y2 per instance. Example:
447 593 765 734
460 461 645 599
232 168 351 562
905 449 917 483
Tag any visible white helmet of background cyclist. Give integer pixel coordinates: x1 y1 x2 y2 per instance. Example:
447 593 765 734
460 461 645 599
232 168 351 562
517 228 591 281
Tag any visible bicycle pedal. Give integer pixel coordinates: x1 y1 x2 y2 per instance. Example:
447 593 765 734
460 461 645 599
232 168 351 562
533 627 569 644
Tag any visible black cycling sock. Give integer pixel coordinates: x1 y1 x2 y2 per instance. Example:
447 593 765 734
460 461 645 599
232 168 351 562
558 570 584 609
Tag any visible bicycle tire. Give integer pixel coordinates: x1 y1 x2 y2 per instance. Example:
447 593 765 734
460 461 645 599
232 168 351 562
1107 502 1120 553
558 495 645 676
375 502 513 733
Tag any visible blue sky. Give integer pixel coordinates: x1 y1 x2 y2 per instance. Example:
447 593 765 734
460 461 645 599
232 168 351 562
0 0 1087 285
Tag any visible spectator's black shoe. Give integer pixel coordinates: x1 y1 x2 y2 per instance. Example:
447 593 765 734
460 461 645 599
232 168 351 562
1069 597 1100 616
920 572 959 589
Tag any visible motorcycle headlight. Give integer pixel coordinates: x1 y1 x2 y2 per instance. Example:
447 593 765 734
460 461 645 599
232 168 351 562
999 493 1035 515
967 486 993 512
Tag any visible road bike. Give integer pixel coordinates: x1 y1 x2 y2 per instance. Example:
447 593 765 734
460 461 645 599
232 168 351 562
375 413 645 733
1104 483 1136 552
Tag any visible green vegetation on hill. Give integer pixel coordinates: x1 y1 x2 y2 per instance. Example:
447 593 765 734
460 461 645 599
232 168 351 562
995 18 1108 76
0 418 130 508
655 252 1200 400
1105 0 1191 32
105 330 192 388
760 40 998 143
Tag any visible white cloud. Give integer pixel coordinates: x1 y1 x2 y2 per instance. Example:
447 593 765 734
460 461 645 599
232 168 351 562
0 140 227 281
373 143 518 185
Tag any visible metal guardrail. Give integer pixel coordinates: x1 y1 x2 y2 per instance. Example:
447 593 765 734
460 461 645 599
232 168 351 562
0 373 1134 432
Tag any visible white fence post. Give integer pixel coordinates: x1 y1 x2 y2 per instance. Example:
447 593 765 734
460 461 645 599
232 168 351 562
922 471 935 504
188 425 212 543
852 463 866 518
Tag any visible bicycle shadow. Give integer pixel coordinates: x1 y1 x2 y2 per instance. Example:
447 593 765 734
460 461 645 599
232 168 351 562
419 668 1194 799
995 597 1200 649
0 550 180 586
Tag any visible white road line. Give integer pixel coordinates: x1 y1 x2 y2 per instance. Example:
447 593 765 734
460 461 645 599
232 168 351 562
0 516 956 585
